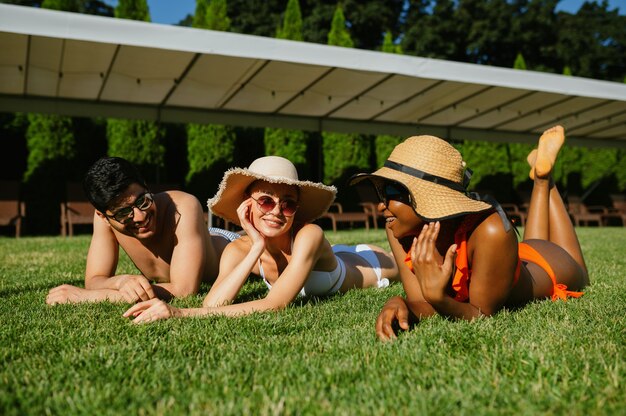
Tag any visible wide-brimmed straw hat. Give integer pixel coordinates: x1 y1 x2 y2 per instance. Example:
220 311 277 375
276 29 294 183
349 135 492 221
208 156 337 225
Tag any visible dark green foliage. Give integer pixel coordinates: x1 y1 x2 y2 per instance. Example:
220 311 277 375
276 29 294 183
186 124 235 177
224 0 404 50
106 119 165 181
23 113 76 234
452 140 624 202
114 0 150 21
264 127 311 177
0 0 43 6
454 140 510 191
398 0 625 82
374 135 403 168
401 0 461 60
555 145 621 190
41 0 81 11
509 0 559 72
24 114 75 181
185 123 235 203
0 113 28 181
507 141 535 188
322 132 371 185
616 150 626 190
264 128 307 162
340 0 405 50
4 0 111 14
83 0 114 16
556 2 626 82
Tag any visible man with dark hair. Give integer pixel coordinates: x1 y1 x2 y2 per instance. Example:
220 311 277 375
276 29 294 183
46 157 238 305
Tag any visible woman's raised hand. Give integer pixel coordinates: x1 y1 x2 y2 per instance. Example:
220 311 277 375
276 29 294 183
410 222 456 304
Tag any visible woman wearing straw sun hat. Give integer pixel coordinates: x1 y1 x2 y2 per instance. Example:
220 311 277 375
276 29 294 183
350 127 589 341
124 156 398 323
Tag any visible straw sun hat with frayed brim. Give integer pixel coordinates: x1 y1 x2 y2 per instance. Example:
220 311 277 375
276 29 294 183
208 156 337 226
349 135 492 221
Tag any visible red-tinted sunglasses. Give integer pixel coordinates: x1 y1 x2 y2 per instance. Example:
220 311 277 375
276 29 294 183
251 195 299 217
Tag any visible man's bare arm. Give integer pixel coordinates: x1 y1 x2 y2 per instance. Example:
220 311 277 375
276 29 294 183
84 211 125 289
151 193 206 299
46 284 127 305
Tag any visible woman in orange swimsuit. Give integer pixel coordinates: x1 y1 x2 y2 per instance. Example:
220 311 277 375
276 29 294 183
350 125 589 341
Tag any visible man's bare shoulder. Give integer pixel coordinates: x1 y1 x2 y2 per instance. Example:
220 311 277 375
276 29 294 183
160 190 201 206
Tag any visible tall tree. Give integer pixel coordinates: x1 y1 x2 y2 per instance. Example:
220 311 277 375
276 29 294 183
381 30 402 54
513 52 527 69
322 4 371 205
186 0 237 204
106 0 164 182
263 0 310 177
276 0 303 41
327 4 354 47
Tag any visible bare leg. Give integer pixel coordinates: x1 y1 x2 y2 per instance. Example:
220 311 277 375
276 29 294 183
524 148 549 241
524 126 588 282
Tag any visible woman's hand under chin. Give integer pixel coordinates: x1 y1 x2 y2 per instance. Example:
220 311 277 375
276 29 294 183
237 198 265 250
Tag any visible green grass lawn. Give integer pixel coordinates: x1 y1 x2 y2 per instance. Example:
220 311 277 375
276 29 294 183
1 228 624 415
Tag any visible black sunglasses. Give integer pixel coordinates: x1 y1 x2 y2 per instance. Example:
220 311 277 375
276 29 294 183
251 195 299 217
375 182 412 206
106 192 154 224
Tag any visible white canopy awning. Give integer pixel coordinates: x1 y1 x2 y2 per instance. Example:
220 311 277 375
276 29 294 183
1 3 625 148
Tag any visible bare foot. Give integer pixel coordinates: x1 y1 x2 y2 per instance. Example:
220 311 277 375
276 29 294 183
535 125 565 178
526 149 537 180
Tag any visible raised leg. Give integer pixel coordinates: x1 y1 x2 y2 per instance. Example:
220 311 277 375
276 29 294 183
523 126 588 281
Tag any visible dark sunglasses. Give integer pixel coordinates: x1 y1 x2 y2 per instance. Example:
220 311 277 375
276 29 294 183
375 182 412 206
251 195 299 217
106 192 154 224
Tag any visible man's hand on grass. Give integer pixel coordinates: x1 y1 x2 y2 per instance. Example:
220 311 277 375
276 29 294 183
117 275 156 303
46 284 95 305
